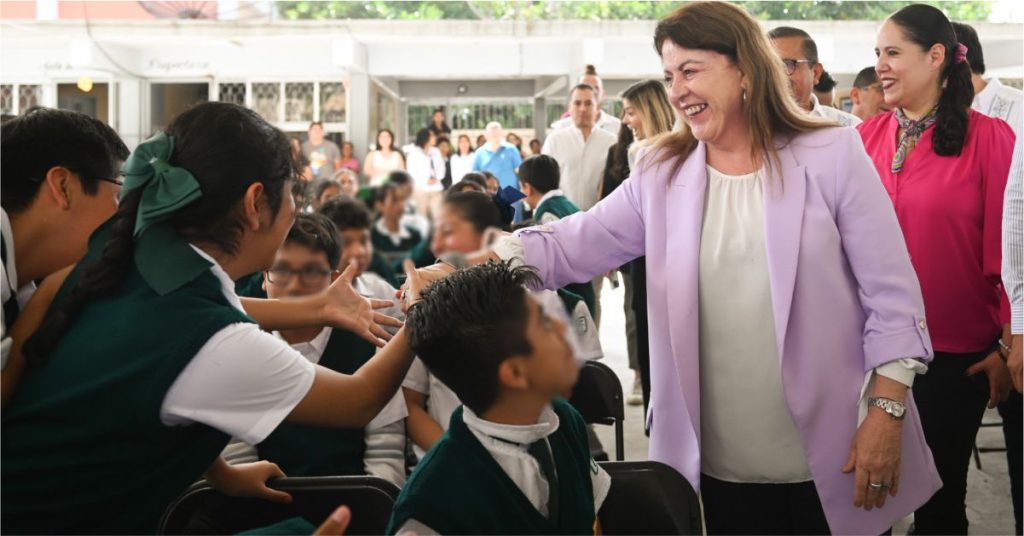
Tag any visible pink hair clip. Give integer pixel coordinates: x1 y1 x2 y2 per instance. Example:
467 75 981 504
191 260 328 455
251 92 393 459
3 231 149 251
954 43 968 64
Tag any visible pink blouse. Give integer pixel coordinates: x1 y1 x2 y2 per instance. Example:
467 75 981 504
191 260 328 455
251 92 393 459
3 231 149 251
858 109 1015 353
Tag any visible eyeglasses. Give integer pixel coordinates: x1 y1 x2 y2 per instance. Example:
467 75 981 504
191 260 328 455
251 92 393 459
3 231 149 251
99 177 124 187
266 266 336 286
782 59 816 75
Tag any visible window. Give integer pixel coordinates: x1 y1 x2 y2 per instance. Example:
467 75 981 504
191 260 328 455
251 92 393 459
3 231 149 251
251 82 281 122
319 82 346 123
218 82 246 106
18 84 41 111
285 82 314 122
1 85 12 115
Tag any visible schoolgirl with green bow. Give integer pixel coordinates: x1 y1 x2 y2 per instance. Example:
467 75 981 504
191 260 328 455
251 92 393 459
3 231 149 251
1 102 419 534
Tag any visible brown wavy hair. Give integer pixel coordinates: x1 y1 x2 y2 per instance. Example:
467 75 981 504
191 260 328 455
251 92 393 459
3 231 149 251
648 2 831 181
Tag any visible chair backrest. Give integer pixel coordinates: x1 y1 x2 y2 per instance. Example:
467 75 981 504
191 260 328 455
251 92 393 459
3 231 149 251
158 476 400 535
598 461 702 535
569 360 624 425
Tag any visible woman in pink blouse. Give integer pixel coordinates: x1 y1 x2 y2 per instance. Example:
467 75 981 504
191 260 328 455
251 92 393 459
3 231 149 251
857 5 1015 534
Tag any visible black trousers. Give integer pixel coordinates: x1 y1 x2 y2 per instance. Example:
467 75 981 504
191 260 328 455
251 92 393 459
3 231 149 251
912 350 992 535
630 257 652 431
999 390 1023 535
701 474 831 535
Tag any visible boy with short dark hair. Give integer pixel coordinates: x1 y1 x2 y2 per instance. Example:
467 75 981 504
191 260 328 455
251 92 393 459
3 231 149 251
0 107 128 375
319 196 403 315
519 154 580 225
388 261 610 535
223 213 407 486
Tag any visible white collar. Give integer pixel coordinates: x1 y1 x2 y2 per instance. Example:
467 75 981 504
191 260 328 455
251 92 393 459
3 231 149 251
537 189 565 207
274 325 332 358
463 404 560 447
809 93 825 115
1 208 17 291
375 218 411 241
188 244 246 312
975 76 1004 109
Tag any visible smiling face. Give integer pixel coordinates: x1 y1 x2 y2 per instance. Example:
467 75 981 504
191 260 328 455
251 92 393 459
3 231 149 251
661 40 748 149
621 97 645 140
770 36 820 110
874 19 946 113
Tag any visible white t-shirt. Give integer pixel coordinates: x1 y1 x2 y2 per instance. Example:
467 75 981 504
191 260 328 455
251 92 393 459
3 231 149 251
159 246 316 445
450 153 476 184
0 208 35 370
809 94 862 127
552 110 622 137
541 127 617 212
400 403 612 535
368 150 405 186
404 146 445 193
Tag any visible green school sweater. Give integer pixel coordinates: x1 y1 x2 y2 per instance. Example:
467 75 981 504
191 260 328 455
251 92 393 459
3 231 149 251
1 222 252 534
257 328 377 476
532 195 597 318
371 223 423 274
387 400 597 535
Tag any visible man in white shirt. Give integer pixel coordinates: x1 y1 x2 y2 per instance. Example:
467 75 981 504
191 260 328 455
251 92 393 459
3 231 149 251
954 21 1023 535
542 84 618 213
769 26 862 127
552 65 622 136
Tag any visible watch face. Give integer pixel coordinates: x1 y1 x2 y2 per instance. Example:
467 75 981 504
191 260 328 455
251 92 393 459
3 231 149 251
891 404 906 417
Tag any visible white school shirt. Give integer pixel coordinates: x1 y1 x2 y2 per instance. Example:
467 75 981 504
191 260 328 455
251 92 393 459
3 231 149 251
552 110 622 137
809 94 862 127
399 403 612 535
450 153 476 184
974 77 1023 334
531 189 569 225
0 208 35 370
159 246 316 445
405 146 445 193
222 273 409 486
541 126 617 212
222 325 409 487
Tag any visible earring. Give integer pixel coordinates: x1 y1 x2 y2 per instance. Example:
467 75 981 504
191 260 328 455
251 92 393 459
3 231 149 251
742 88 747 102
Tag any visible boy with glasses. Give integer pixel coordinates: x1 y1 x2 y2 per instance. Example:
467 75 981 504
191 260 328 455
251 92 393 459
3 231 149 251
223 213 407 487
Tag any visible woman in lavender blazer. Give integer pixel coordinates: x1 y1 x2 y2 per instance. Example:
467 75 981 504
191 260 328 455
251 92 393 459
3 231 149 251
428 3 941 534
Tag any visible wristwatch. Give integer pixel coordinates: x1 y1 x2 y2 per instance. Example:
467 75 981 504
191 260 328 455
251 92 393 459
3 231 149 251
868 397 906 421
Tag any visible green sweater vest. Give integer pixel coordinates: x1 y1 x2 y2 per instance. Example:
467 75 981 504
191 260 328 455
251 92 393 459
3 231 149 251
533 194 580 222
1 244 252 533
371 225 423 274
532 195 596 318
257 328 377 476
388 400 597 535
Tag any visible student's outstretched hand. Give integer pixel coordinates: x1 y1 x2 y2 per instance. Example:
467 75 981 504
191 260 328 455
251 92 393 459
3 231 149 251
205 458 292 504
321 261 403 347
398 260 455 313
313 506 352 535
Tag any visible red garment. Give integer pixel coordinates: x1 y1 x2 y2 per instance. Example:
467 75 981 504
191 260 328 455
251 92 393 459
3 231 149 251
858 109 1015 352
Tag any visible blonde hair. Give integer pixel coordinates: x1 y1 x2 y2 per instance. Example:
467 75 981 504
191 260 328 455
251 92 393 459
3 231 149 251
650 2 831 180
621 79 676 141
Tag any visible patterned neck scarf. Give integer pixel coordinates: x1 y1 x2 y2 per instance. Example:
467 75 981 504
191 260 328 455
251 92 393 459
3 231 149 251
891 106 938 173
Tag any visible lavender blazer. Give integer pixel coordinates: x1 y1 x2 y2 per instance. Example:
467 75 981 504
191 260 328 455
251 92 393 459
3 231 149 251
516 127 941 534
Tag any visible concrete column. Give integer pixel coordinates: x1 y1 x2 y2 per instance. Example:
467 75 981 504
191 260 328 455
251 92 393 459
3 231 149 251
533 96 546 144
347 71 371 160
116 79 143 149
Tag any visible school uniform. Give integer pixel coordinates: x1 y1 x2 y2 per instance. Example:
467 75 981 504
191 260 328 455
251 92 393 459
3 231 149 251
0 208 36 370
389 400 611 535
224 273 407 487
403 289 601 461
529 192 597 320
372 219 423 273
1 222 316 533
256 326 407 485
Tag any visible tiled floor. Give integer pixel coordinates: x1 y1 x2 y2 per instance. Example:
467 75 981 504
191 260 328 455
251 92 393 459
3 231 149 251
591 279 1018 535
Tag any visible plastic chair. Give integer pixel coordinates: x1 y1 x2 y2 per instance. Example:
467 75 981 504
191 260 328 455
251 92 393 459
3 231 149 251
570 360 625 461
158 476 400 535
598 461 702 535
